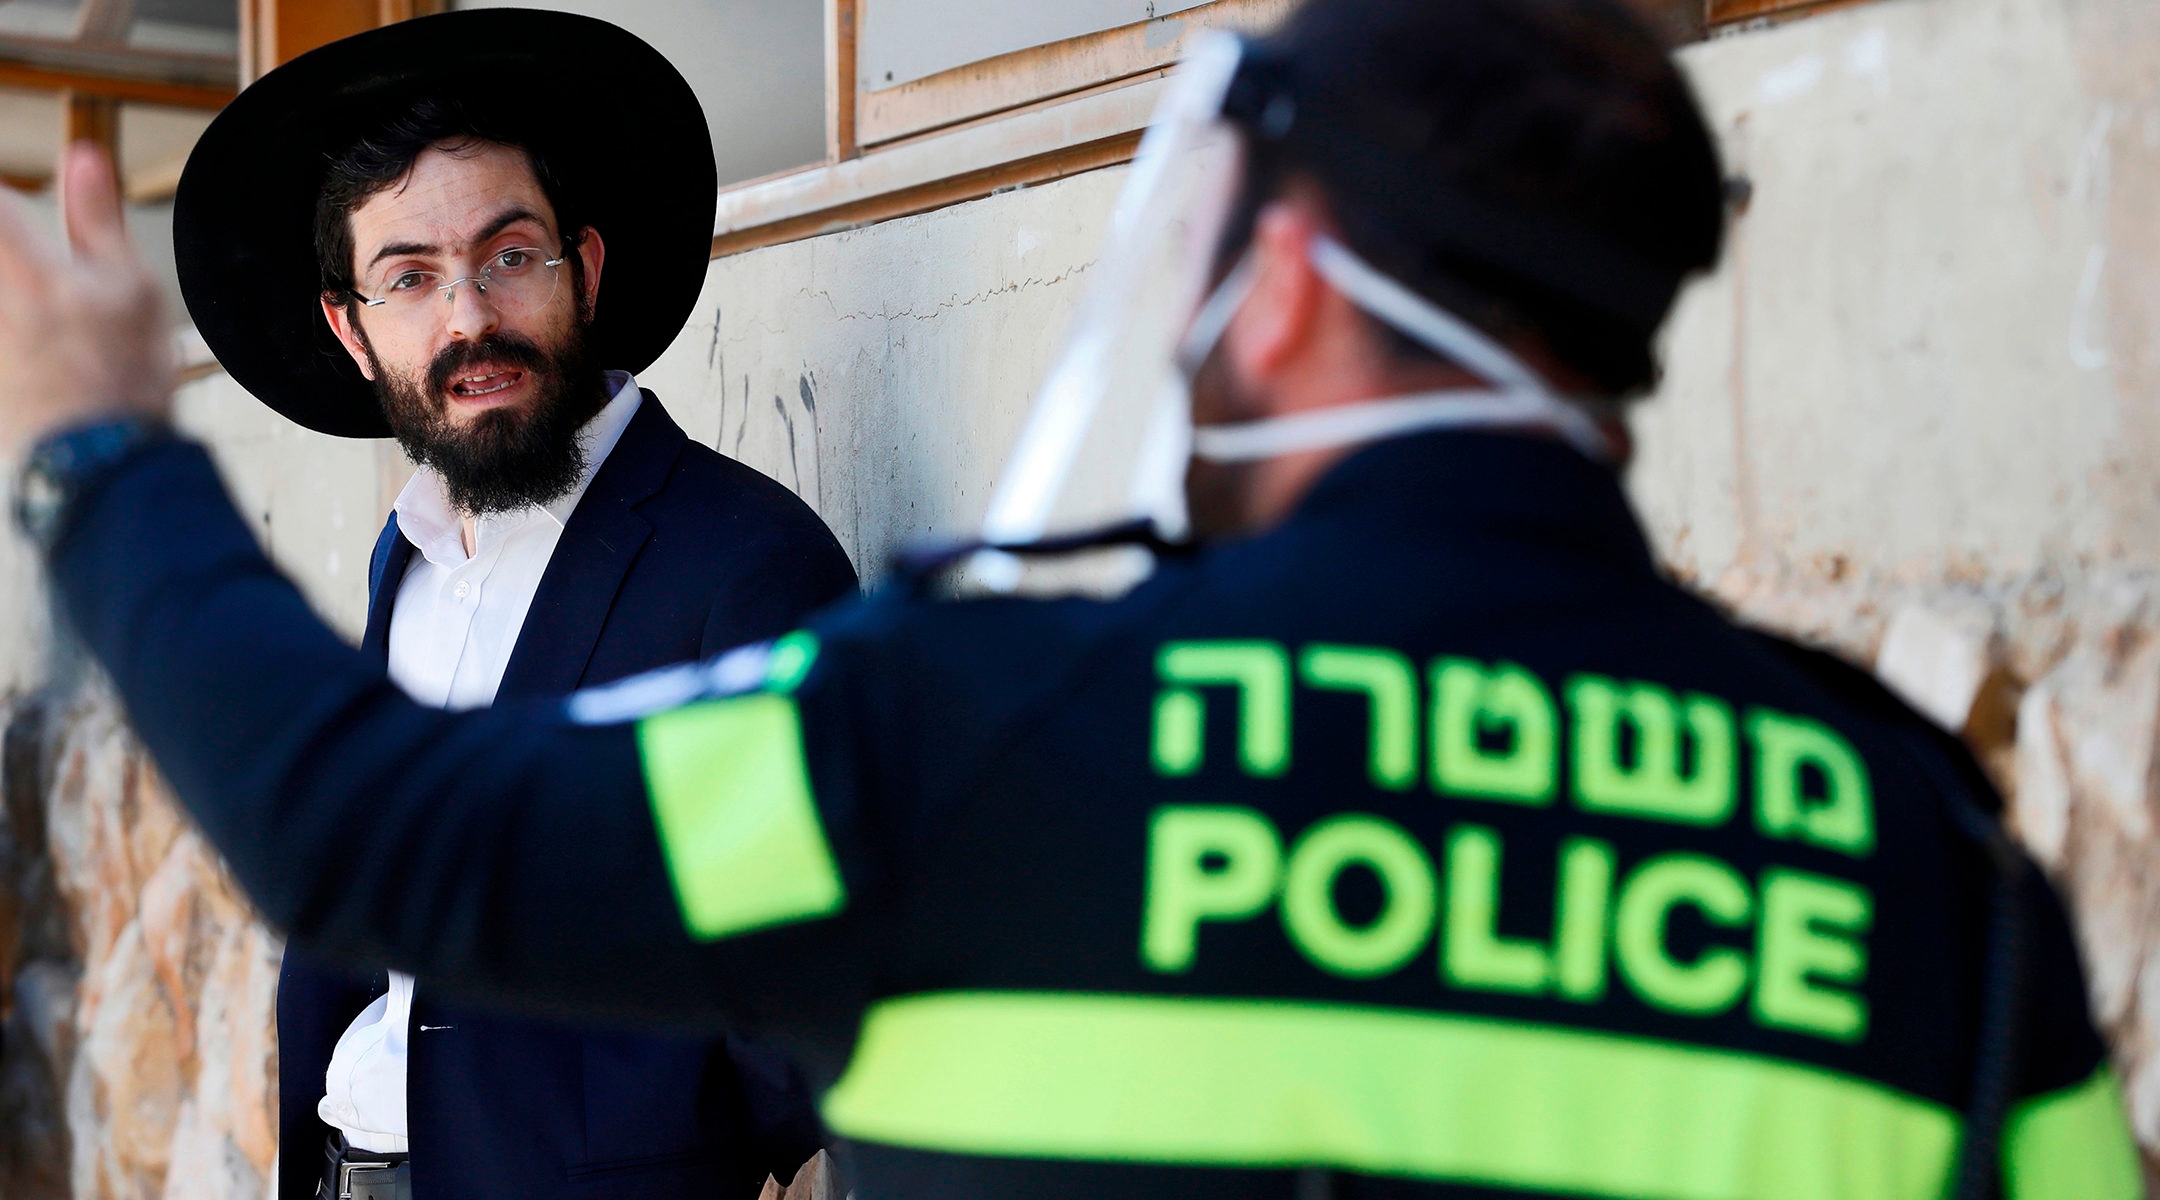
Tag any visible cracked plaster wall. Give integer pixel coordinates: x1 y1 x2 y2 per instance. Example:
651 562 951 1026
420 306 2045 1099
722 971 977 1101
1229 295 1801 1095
637 168 1127 583
6 0 2160 1190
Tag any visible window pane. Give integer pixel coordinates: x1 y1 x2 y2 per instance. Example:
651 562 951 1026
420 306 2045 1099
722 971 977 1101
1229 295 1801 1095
860 0 1212 91
452 0 826 191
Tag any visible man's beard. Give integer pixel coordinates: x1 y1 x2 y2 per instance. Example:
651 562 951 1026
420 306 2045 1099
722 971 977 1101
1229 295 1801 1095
366 319 609 516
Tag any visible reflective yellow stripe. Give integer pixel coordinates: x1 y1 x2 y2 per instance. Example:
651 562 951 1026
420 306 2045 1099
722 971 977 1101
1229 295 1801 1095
824 991 1958 1199
637 693 844 939
2003 1067 2142 1200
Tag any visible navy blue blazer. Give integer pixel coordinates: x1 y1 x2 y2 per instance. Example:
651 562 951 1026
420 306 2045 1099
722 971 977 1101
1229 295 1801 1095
275 393 857 1199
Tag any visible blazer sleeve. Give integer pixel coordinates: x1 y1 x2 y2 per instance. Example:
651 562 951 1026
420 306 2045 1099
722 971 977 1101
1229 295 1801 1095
51 441 874 1038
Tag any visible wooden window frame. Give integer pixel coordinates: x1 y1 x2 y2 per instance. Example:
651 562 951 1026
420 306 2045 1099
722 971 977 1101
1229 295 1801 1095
713 0 1290 259
1706 0 1876 26
0 0 235 196
708 0 1869 261
851 0 1290 148
0 40 235 109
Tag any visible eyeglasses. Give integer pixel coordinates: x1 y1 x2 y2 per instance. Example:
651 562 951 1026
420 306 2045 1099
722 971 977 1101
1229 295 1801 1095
354 245 568 328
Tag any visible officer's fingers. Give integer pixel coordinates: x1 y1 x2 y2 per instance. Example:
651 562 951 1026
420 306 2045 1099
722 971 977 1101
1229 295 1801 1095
0 183 58 298
60 142 130 263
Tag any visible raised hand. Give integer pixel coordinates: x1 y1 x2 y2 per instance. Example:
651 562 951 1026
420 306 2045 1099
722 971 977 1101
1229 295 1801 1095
0 142 175 460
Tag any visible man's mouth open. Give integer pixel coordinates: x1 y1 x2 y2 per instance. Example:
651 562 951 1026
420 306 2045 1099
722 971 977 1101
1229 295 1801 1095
445 368 530 409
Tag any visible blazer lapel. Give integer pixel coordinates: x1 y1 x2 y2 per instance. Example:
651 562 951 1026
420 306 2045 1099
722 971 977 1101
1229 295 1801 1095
360 513 413 666
495 391 687 699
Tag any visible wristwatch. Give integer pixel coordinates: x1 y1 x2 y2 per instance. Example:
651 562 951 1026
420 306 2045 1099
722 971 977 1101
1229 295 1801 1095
12 416 175 555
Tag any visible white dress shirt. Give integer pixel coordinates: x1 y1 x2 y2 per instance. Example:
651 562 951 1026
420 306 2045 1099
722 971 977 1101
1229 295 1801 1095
316 373 644 1154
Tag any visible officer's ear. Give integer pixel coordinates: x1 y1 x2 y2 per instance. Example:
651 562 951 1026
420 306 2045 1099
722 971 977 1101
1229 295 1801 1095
1220 193 1338 396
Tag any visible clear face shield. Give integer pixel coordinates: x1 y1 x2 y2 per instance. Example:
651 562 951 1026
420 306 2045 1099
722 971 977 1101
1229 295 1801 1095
968 33 1618 595
968 34 1248 592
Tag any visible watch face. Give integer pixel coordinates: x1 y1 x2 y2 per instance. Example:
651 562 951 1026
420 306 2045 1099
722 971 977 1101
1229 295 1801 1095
13 419 170 551
14 463 66 544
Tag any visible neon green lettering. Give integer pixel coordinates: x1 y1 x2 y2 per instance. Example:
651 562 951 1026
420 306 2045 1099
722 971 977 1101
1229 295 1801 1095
1569 675 1736 826
1749 709 1874 857
1300 645 1419 791
1442 825 1551 994
1552 838 1616 1002
1614 854 1752 1016
1280 815 1437 978
1152 690 1204 777
1154 642 1292 778
1141 806 1283 973
1431 659 1556 804
1754 868 1871 1043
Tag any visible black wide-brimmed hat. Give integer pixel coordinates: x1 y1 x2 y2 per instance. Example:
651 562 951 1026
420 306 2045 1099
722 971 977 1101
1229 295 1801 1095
173 8 717 438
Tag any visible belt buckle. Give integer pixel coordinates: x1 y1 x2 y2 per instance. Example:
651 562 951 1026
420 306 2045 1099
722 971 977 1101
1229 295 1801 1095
337 1159 401 1200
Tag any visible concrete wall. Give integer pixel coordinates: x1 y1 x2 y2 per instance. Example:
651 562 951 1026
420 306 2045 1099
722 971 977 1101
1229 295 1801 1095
1637 0 2160 589
644 0 2160 600
638 166 1128 581
6 0 2160 1191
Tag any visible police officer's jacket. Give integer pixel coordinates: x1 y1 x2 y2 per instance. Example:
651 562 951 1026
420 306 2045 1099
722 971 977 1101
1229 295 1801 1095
56 428 2143 1199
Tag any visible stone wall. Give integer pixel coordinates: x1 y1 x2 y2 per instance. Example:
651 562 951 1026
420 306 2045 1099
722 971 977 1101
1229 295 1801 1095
0 366 386 1200
1 689 279 1200
4 0 2160 1191
1640 0 2160 1178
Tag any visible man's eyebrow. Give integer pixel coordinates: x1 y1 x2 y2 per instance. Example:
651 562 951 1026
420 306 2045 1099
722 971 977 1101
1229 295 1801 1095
366 239 438 270
470 207 550 248
363 207 551 271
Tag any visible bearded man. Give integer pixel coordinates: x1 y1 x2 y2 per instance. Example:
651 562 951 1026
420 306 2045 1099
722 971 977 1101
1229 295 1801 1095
168 11 854 1199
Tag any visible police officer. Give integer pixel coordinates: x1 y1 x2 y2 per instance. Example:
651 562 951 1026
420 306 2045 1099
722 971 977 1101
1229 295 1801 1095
0 0 2142 1197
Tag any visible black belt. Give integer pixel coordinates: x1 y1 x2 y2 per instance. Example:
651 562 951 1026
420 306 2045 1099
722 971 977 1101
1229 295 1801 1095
318 1133 411 1200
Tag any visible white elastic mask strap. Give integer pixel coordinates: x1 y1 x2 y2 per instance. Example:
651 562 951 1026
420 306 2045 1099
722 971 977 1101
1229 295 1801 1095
1308 235 1552 395
1191 388 1617 463
1188 236 1619 464
1173 250 1260 381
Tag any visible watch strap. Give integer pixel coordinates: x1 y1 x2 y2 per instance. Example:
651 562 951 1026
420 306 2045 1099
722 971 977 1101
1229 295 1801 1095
13 416 177 556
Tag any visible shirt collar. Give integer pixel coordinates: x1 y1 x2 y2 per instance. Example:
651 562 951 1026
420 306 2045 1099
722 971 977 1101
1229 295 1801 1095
392 370 644 568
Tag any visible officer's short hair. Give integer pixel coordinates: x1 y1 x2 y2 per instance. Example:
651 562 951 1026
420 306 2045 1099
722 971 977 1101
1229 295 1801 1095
1218 0 1726 396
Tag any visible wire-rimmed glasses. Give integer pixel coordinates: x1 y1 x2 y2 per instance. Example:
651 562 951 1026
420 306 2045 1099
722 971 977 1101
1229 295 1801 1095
353 245 568 328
